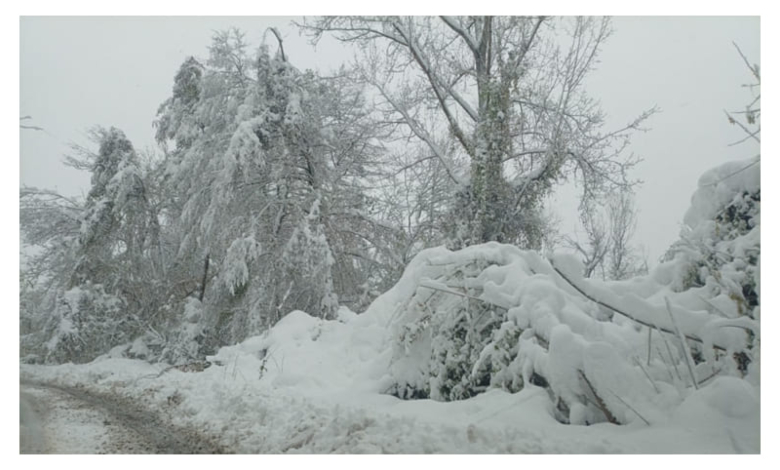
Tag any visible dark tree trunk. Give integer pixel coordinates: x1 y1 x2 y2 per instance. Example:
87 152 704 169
198 254 210 302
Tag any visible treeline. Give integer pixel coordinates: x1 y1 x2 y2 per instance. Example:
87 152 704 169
21 18 648 364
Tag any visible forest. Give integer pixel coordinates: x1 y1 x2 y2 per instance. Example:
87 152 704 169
20 16 760 439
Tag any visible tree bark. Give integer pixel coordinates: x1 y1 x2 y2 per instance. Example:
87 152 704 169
198 254 210 302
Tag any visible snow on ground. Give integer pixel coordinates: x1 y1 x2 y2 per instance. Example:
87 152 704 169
20 390 50 453
21 383 133 453
20 380 225 453
20 298 758 453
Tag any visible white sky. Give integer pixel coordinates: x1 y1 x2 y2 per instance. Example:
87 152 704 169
19 16 759 264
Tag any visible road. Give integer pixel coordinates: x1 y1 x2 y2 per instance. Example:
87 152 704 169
20 381 227 454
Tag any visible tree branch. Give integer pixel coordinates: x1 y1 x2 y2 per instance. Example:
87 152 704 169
439 16 479 54
367 74 462 185
550 261 731 353
268 27 286 62
577 370 620 425
390 20 475 156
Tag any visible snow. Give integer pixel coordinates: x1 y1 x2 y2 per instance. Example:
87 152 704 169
20 340 759 453
20 239 760 452
21 385 114 453
684 156 760 228
221 236 261 295
18 154 760 454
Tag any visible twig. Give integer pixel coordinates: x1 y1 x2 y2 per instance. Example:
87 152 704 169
647 327 652 366
733 41 760 82
665 297 699 390
632 357 660 394
699 156 759 187
728 127 761 147
607 389 651 426
418 282 502 307
724 110 760 143
696 295 760 336
577 370 620 425
696 367 723 387
656 345 676 383
656 328 683 382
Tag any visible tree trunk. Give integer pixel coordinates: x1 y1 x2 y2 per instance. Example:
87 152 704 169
471 80 510 244
198 254 210 302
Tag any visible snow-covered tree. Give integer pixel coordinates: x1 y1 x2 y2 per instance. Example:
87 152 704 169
301 16 652 248
605 190 646 280
73 128 150 285
155 56 204 150
20 187 83 361
152 31 389 350
21 127 164 362
381 43 760 417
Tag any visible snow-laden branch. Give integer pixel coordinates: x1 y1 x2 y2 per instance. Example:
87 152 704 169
549 260 751 354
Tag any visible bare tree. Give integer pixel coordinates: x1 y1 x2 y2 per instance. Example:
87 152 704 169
301 16 653 248
567 188 645 280
566 203 609 278
606 189 644 280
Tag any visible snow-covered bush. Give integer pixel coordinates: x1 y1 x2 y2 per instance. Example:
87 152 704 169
384 156 760 425
385 245 662 424
42 283 130 363
387 256 509 401
664 156 760 377
668 158 759 310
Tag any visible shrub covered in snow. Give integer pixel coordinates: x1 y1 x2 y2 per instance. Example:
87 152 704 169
382 157 759 424
42 283 132 364
667 157 760 319
662 157 760 377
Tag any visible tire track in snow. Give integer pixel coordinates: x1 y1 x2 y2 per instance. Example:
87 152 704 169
20 381 228 454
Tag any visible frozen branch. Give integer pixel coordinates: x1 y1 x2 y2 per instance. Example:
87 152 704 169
550 261 730 353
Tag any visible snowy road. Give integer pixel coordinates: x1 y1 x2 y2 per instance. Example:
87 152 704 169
19 382 227 454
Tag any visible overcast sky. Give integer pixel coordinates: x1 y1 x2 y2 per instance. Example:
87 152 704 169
19 16 760 264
